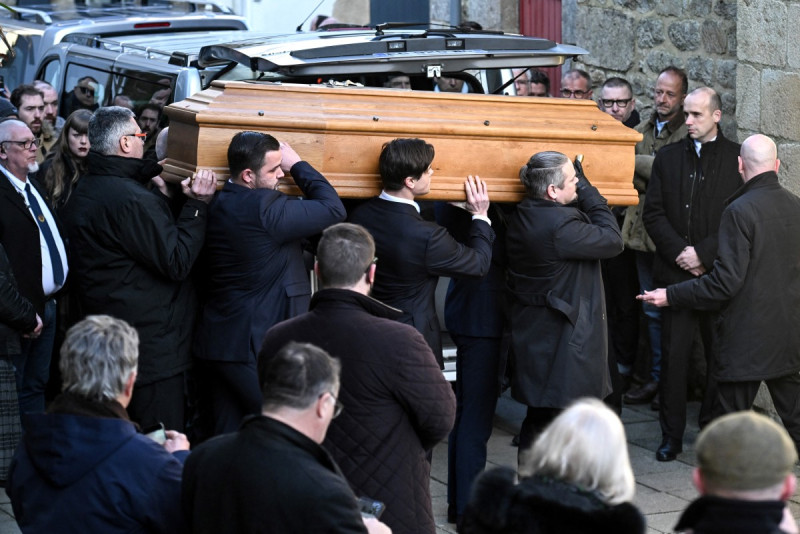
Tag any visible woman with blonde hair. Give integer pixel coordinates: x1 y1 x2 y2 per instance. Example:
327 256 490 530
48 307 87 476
38 109 92 212
462 398 645 533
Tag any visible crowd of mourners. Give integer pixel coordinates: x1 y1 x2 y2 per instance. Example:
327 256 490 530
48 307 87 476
2 47 800 534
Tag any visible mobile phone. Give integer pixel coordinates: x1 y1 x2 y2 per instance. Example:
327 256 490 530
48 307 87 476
357 496 386 519
143 422 166 445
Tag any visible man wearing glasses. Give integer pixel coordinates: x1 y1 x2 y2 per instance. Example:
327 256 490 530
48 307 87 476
560 68 593 99
9 84 54 164
61 76 100 118
0 119 66 417
183 341 392 534
599 77 640 128
260 223 455 534
61 106 216 432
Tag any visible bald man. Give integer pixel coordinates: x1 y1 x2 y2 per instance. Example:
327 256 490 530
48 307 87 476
641 134 800 455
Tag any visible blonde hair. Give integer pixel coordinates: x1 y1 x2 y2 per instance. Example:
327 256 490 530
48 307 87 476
520 398 635 505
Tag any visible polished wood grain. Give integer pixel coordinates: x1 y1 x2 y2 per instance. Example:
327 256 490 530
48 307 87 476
162 80 642 205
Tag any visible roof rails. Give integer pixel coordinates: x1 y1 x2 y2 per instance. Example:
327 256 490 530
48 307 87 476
0 0 233 23
61 33 195 65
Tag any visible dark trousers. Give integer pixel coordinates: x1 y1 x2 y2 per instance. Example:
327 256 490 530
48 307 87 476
127 372 186 432
718 374 800 454
447 334 502 520
602 248 640 375
196 359 262 438
14 298 56 417
659 307 721 442
518 406 561 469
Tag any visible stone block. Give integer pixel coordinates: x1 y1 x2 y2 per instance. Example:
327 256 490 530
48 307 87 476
562 0 577 44
716 59 737 89
778 143 800 197
790 4 800 69
686 0 711 17
701 19 728 54
720 91 736 116
429 0 449 24
576 7 635 70
646 51 683 74
611 0 654 13
714 0 737 19
637 19 664 49
761 70 800 139
464 0 500 31
668 20 701 51
687 56 714 86
737 0 787 67
736 63 760 131
656 0 682 17
720 117 737 142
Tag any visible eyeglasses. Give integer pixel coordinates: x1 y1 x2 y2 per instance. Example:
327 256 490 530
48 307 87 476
601 98 632 108
77 85 95 97
1 138 42 151
365 256 378 274
123 132 147 143
325 392 343 419
560 89 589 97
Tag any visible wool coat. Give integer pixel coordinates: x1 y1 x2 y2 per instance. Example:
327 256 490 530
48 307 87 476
643 133 742 286
62 152 207 385
667 171 800 382
260 289 456 534
505 179 622 408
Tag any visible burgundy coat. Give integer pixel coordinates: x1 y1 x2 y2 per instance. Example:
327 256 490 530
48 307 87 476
260 289 456 534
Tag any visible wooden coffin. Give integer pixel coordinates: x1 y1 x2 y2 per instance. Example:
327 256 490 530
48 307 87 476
162 80 642 205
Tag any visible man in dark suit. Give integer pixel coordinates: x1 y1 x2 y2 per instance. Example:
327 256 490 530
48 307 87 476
194 131 346 436
0 119 68 417
348 138 494 366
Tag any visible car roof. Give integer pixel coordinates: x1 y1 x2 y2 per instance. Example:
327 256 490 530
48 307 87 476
198 27 588 76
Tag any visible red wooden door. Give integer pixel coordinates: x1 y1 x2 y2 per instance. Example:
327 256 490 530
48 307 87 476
519 0 563 97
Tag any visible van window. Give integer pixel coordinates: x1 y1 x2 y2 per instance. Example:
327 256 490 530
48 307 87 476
60 64 110 118
112 69 175 112
38 57 62 92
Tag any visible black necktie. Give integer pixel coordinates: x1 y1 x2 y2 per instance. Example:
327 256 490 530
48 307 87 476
24 183 64 286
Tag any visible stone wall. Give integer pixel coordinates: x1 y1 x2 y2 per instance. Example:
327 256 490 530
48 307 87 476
563 0 739 139
736 0 800 196
430 0 519 32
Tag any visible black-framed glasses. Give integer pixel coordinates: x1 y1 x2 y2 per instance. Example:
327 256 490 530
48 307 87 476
1 138 42 151
325 391 343 419
123 132 147 143
601 98 632 108
77 85 95 97
560 89 589 97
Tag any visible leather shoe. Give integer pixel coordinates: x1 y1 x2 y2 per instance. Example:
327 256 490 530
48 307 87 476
656 437 682 462
623 380 658 404
650 393 660 411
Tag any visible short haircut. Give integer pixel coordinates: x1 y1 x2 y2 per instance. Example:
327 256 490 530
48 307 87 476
529 69 550 92
601 76 632 95
155 127 169 160
0 119 28 144
77 76 99 86
260 341 341 412
562 68 591 86
521 398 635 505
379 138 435 191
138 102 162 119
32 80 55 92
659 66 688 96
519 150 569 199
227 131 280 180
10 84 44 108
317 222 375 289
696 411 797 492
59 315 139 402
89 106 136 155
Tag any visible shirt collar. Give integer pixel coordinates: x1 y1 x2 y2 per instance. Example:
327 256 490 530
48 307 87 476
379 190 420 213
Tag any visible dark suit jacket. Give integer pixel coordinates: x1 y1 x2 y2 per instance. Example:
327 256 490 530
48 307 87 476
194 161 345 363
0 172 64 315
349 197 494 366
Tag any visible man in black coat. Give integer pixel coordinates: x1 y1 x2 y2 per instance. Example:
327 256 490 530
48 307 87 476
641 134 800 453
348 137 494 367
193 131 345 437
182 341 391 534
642 87 742 462
62 106 216 431
0 119 67 416
506 151 623 459
261 223 455 534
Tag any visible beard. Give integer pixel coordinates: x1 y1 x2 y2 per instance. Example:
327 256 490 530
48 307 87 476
28 162 39 174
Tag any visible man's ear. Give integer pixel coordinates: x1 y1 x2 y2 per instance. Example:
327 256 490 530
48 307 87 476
692 467 706 494
403 175 417 190
780 473 797 501
367 263 376 285
546 183 558 201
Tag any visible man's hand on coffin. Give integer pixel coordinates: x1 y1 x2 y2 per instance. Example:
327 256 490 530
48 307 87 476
182 168 217 203
463 175 490 217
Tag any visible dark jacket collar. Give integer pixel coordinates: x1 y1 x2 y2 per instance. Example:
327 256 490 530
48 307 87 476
675 495 785 533
310 288 403 320
86 150 162 185
726 171 778 206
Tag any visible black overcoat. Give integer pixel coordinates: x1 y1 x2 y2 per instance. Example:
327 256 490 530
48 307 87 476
667 171 800 382
505 181 622 408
